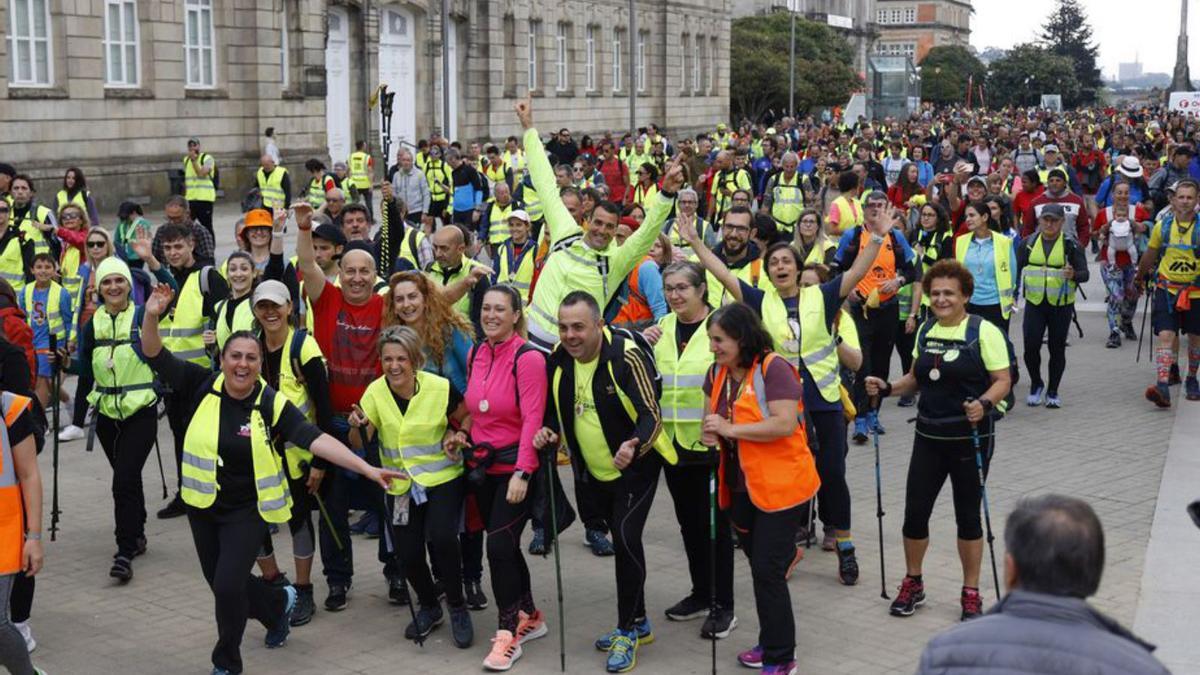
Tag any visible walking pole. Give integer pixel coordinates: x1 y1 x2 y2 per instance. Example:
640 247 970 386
708 460 717 675
968 402 1001 601
871 395 888 599
544 446 567 673
153 437 168 500
1136 281 1152 362
49 334 62 542
380 489 424 647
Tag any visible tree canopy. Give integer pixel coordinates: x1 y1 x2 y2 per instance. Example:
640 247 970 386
919 46 988 106
986 43 1080 108
1039 0 1102 105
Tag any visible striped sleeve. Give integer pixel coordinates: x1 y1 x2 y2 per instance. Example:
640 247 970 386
620 347 663 458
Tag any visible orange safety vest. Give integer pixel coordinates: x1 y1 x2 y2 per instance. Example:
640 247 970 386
710 354 819 513
853 228 898 303
0 392 32 575
613 257 655 326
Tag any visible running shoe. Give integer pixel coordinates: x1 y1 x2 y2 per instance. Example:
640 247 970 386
349 511 380 537
960 586 984 621
762 662 798 675
1026 386 1045 407
57 424 85 441
889 576 926 617
897 394 916 407
664 594 709 621
737 644 764 668
605 629 639 673
852 417 868 445
290 584 315 627
700 606 737 639
324 583 350 611
264 585 296 648
595 617 653 651
1187 377 1200 401
388 576 410 605
836 544 859 586
516 609 548 644
405 604 445 640
1106 331 1121 349
1146 384 1172 409
449 604 474 648
109 555 133 583
1045 393 1062 409
211 669 232 675
585 528 615 557
528 527 547 555
483 629 522 671
464 579 489 610
868 410 886 435
156 494 186 519
14 621 34 653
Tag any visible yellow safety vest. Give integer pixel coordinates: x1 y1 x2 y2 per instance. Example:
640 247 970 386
278 328 324 479
653 312 714 453
359 370 459 491
0 234 25 292
14 204 52 257
954 232 1015 319
348 151 372 189
426 160 452 201
161 268 211 366
55 189 87 213
306 175 328 209
802 239 836 266
770 172 805 233
1023 234 1074 306
87 304 157 419
60 244 84 304
486 200 515 245
503 150 526 184
23 282 67 342
256 167 288 210
183 153 216 202
497 239 536 301
520 184 543 222
705 258 765 308
710 169 750 216
760 284 841 403
828 194 863 233
181 376 293 523
632 182 659 207
426 258 486 318
214 296 257 351
483 162 509 188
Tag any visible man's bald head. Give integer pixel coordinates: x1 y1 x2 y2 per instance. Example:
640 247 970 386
261 154 275 170
432 225 467 269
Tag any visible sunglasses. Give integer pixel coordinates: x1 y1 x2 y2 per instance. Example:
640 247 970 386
87 240 107 248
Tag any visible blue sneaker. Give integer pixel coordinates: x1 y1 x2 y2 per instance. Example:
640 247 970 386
265 585 297 648
585 528 615 557
852 417 868 444
595 617 654 651
605 628 639 673
868 410 886 435
528 527 547 555
1027 386 1045 407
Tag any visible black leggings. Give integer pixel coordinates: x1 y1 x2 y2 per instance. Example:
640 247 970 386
809 409 851 531
259 471 315 561
1023 301 1072 394
391 476 467 608
188 506 288 674
967 303 1010 335
473 472 535 632
902 431 993 541
97 406 157 558
851 302 899 416
727 491 803 668
663 460 734 607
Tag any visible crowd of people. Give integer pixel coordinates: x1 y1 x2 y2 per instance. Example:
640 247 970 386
0 95 1191 675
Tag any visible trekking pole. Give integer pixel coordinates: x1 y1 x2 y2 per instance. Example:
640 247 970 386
870 395 888 599
381 489 424 647
49 334 61 542
544 446 567 673
1136 282 1152 362
708 460 717 675
967 401 1001 601
153 437 168 500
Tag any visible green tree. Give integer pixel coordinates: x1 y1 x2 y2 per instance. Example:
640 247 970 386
986 43 1080 108
919 46 988 106
729 13 861 121
1039 0 1102 105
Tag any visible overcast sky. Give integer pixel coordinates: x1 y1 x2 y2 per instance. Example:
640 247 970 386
971 0 1190 78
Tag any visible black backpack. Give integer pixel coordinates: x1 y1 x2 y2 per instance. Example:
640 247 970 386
916 314 1018 415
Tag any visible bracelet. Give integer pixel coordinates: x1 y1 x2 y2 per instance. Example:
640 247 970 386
25 531 41 541
980 398 995 413
880 381 894 398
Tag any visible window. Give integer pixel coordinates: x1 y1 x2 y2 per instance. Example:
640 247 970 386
709 37 717 93
903 7 916 23
875 42 916 57
636 31 646 93
527 20 540 92
612 29 622 92
184 0 216 88
7 0 52 86
876 9 887 24
104 0 140 87
280 1 290 88
692 33 701 93
890 8 901 23
585 25 596 91
680 33 689 92
555 23 568 92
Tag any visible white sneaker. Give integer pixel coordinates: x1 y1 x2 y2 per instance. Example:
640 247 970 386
14 620 35 652
57 424 85 442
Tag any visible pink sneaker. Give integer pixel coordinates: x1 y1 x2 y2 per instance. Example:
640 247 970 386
737 644 764 668
483 629 522 671
516 609 548 644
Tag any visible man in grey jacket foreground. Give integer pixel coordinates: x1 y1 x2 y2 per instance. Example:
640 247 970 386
917 494 1169 675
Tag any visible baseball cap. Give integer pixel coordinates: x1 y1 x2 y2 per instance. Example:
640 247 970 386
508 209 531 224
312 222 347 246
1043 144 1060 153
252 280 291 306
243 208 273 228
1039 203 1065 220
967 175 987 187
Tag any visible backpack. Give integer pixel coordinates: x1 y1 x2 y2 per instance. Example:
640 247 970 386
916 314 1017 415
0 306 36 384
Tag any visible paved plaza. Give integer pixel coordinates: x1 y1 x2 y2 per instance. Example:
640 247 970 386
20 209 1197 674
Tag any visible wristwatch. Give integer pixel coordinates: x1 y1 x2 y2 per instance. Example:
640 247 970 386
979 399 995 414
514 469 533 481
870 233 886 244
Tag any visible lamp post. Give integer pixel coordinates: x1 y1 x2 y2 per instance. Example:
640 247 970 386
629 0 637 138
788 0 798 117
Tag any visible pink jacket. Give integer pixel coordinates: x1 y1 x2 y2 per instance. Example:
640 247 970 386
464 334 546 475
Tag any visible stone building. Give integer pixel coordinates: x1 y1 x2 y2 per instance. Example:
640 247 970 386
0 0 730 211
873 0 970 63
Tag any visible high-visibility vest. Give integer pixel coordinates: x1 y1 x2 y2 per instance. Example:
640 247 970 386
632 182 659 207
497 239 535 301
613 258 655 326
23 282 67 342
359 370 459 492
214 296 257 351
1023 234 1074 306
256 167 288 210
306 174 333 209
160 269 211 366
769 172 805 232
181 376 293 523
425 257 487 318
486 200 515 245
415 150 429 171
760 284 840 403
278 328 324 479
852 228 899 303
802 239 836 266
0 234 25 292
60 241 84 303
15 203 53 256
426 160 452 201
87 304 157 419
183 153 216 202
710 354 819 512
55 189 87 213
954 232 1015 319
654 311 714 453
710 169 749 216
626 153 651 185
0 392 33 575
503 150 526 185
348 151 372 189
483 162 509 189
827 194 863 234
705 258 764 308
520 183 543 222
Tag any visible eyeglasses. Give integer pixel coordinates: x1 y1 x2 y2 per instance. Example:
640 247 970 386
87 240 107 248
664 284 695 294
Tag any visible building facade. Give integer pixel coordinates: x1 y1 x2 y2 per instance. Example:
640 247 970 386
0 0 730 210
873 0 969 63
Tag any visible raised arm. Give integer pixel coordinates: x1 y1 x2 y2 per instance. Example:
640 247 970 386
679 212 742 303
837 211 886 299
293 203 327 304
517 99 580 245
609 159 685 285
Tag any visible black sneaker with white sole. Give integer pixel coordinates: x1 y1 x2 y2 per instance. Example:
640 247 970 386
109 555 133 583
324 583 350 611
405 604 445 640
664 594 709 621
700 607 737 639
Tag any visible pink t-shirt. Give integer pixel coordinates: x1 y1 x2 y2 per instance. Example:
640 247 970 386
464 334 546 474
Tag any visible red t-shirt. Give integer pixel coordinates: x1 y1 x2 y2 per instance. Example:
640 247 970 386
1093 204 1149 267
312 280 384 414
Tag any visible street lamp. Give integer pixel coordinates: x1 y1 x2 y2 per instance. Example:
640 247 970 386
788 0 798 117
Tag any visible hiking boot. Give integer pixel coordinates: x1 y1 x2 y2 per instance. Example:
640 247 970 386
784 544 804 580
762 662 798 675
528 527 547 555
737 644 764 668
1187 377 1200 401
1170 364 1182 386
1146 384 1172 409
57 424 85 441
585 528 615 557
156 494 186 519
1026 386 1045 407
821 527 836 552
324 583 350 611
605 629 639 673
836 544 859 586
699 606 737 639
109 555 133 583
1106 331 1121 348
404 604 445 641
264 586 296 648
897 394 916 407
664 594 709 622
889 576 926 617
290 584 315 626
516 609 548 644
1122 324 1138 342
388 576 410 605
852 418 868 444
960 586 984 621
1045 393 1062 409
449 604 474 648
595 617 653 651
464 579 489 611
483 629 522 671
14 621 34 653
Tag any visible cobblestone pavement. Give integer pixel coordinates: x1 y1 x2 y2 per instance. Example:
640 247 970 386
20 206 1182 674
